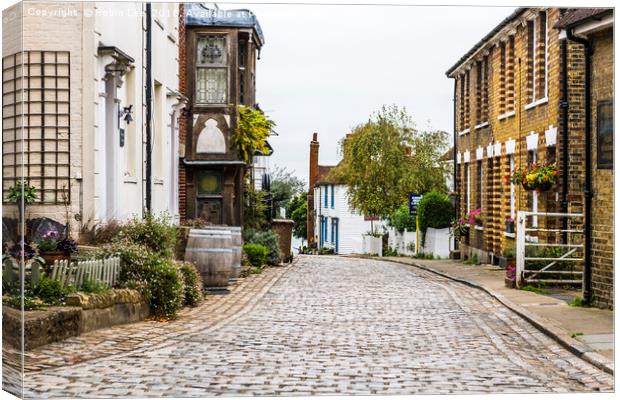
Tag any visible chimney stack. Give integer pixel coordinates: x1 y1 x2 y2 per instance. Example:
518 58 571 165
307 133 319 244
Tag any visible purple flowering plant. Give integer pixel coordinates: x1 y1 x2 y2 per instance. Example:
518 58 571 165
8 240 36 260
506 263 516 281
36 230 78 254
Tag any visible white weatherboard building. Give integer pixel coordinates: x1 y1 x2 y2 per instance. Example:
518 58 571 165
308 134 383 255
314 182 383 255
2 2 184 238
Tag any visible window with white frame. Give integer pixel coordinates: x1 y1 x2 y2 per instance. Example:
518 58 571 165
196 36 228 104
528 150 539 226
465 163 471 214
476 160 483 211
526 11 548 104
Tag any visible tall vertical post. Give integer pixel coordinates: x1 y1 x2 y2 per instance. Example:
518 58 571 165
145 3 153 213
516 211 526 288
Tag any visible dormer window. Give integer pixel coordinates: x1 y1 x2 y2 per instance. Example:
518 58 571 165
196 35 228 104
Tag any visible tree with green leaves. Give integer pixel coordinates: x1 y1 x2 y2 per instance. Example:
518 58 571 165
270 166 305 217
286 193 307 240
331 105 449 222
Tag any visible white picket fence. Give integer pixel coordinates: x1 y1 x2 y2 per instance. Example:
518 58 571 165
49 257 121 289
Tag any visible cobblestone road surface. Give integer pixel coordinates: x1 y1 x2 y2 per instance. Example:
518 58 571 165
15 256 615 397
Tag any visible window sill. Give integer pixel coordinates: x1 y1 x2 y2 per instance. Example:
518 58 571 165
154 177 164 185
474 225 484 231
124 176 138 184
524 97 548 110
498 110 515 120
475 122 489 130
504 232 515 238
458 128 470 136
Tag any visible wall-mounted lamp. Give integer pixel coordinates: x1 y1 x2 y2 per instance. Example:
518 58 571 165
119 104 133 124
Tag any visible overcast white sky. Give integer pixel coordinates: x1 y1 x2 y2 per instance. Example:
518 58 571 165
223 2 513 186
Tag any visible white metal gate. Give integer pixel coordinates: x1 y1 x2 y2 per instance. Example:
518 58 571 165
516 211 584 288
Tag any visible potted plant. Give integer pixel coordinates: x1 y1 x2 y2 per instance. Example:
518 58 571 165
505 217 515 234
451 218 469 241
505 263 516 288
499 246 516 269
467 208 482 226
7 180 37 236
511 162 558 192
36 230 77 267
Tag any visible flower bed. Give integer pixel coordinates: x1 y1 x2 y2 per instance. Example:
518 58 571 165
2 288 149 350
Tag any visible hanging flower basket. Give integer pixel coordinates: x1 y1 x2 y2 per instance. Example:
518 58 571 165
512 163 558 192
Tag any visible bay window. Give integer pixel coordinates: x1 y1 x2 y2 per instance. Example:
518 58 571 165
196 35 228 104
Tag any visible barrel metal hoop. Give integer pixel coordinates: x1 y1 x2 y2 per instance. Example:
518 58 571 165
186 248 234 253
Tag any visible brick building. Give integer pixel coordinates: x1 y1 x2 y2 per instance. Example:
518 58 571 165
179 3 265 225
2 2 182 239
446 7 613 308
556 9 614 308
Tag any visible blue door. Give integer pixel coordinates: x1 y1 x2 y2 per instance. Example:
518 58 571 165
319 217 326 248
331 218 339 253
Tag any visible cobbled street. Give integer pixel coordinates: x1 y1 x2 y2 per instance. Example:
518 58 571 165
18 256 614 397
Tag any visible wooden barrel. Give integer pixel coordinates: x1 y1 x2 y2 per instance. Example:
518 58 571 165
185 229 233 287
228 227 243 278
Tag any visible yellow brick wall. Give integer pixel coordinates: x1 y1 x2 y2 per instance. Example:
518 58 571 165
589 28 613 309
454 8 576 259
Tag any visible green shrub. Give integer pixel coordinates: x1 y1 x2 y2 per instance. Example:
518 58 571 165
2 292 46 310
569 295 588 307
118 213 177 258
176 261 203 307
243 243 269 267
33 276 74 305
503 246 516 258
81 279 109 294
520 284 547 295
389 203 416 232
383 247 399 257
99 240 184 319
244 229 281 265
417 191 453 246
147 258 184 318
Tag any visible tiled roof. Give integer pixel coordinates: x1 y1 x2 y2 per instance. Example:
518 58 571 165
185 3 265 44
555 8 613 29
440 147 454 162
315 165 346 186
446 8 525 77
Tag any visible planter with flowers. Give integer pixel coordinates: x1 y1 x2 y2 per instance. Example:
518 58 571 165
511 163 558 192
36 230 78 267
451 218 469 241
467 208 483 228
505 263 517 288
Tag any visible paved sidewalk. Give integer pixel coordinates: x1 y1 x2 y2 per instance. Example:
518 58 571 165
379 257 614 373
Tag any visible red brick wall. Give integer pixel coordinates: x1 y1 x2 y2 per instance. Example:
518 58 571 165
307 133 319 243
178 3 187 222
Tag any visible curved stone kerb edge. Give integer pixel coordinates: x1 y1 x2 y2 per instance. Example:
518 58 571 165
372 257 614 377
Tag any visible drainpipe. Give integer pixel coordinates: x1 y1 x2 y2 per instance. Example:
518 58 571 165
145 3 153 212
566 28 593 304
560 39 569 242
451 77 458 250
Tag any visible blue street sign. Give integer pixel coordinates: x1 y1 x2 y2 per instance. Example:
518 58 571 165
408 193 422 215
